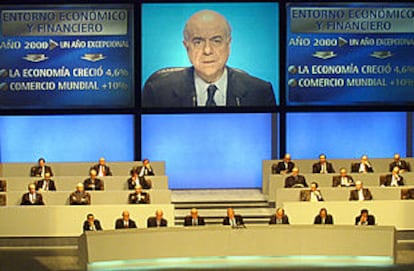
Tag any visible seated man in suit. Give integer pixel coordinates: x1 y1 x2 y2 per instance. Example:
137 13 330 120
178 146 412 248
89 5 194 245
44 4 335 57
301 182 324 202
142 10 276 108
128 185 150 204
69 183 91 205
184 208 205 226
389 153 410 173
269 208 290 225
351 155 374 173
127 169 152 190
332 168 354 187
30 157 53 177
382 166 404 187
83 169 104 191
147 209 168 228
271 153 295 175
314 208 333 224
90 157 112 177
223 208 244 227
115 210 137 229
35 172 57 191
402 188 414 200
355 209 376 226
285 167 308 188
83 213 103 232
312 154 335 174
0 180 6 192
133 158 155 177
21 183 45 205
349 181 373 201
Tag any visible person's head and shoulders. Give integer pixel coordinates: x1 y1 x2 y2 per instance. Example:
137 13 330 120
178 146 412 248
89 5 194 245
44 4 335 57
128 184 150 204
134 158 155 177
83 213 103 232
389 153 410 173
83 169 104 191
312 154 335 174
355 209 376 226
301 181 324 202
352 155 374 173
269 208 289 225
272 153 295 174
115 210 137 229
35 172 57 192
332 167 354 187
91 157 112 177
147 209 168 228
21 183 45 205
184 208 205 226
314 208 333 225
349 181 373 201
69 183 91 205
30 157 53 177
285 167 308 188
223 208 244 226
142 9 275 108
383 166 404 187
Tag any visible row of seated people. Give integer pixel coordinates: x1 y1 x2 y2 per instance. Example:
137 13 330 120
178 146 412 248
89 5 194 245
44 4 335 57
85 209 169 231
84 207 376 232
29 157 155 179
272 153 410 175
20 183 152 205
298 181 414 201
0 169 153 192
284 166 407 188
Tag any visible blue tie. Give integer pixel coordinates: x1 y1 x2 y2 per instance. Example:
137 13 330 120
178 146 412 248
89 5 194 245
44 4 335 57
206 85 217 106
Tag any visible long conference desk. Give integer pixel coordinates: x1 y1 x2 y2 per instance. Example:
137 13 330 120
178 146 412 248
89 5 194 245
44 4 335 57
79 225 396 270
0 205 175 237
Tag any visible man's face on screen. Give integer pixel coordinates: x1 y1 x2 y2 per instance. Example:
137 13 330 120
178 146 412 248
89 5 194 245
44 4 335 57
184 11 231 83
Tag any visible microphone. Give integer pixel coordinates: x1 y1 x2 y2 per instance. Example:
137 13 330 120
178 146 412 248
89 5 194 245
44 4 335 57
235 97 241 107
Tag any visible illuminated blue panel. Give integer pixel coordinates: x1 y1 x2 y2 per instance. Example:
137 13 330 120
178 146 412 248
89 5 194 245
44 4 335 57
142 3 279 104
286 112 406 159
142 114 272 189
0 115 134 162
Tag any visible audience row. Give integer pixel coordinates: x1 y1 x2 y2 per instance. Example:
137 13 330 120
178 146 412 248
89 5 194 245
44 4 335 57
272 153 410 174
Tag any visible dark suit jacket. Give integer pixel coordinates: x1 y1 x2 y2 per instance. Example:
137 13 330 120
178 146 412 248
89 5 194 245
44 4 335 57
272 161 295 174
222 215 244 226
314 215 334 224
0 180 6 192
312 162 335 173
127 176 152 190
21 192 45 205
351 162 374 173
389 160 410 172
30 165 53 177
147 217 168 228
91 164 112 176
383 174 404 186
83 220 103 231
83 178 104 191
184 216 205 226
115 218 137 229
355 215 375 225
69 191 91 205
300 190 324 201
35 179 57 191
285 175 308 188
349 188 373 201
332 175 355 187
128 192 150 204
143 66 276 107
269 215 290 225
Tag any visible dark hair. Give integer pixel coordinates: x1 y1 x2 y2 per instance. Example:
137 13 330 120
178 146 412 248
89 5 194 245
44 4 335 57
311 182 318 188
319 208 327 214
87 213 94 219
38 158 45 163
360 209 369 215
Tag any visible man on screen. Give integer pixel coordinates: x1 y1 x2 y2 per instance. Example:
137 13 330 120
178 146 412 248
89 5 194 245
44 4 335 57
142 10 276 108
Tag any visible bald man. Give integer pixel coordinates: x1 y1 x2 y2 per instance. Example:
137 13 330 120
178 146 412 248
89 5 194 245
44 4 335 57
184 208 205 226
90 157 112 177
21 183 45 205
143 10 275 108
147 209 168 228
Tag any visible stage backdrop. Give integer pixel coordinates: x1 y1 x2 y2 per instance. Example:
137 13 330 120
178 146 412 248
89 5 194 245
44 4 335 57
142 113 272 189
